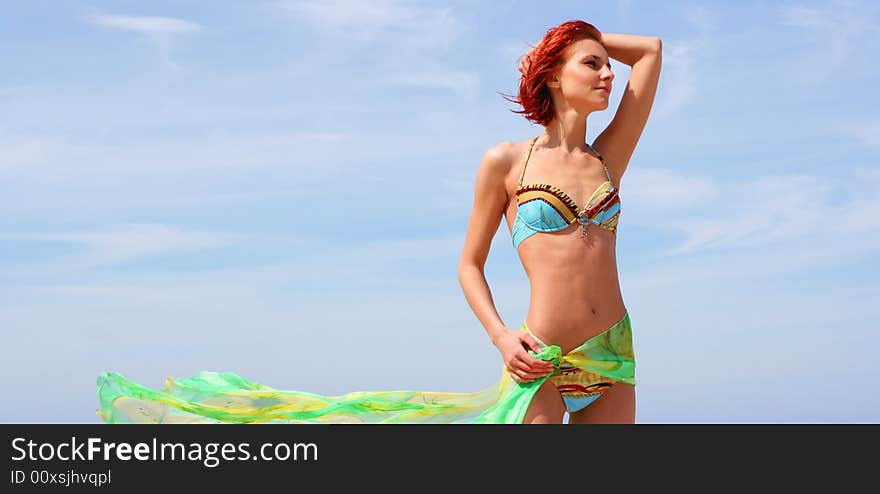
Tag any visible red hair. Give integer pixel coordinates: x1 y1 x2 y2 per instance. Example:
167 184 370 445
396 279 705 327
502 20 605 126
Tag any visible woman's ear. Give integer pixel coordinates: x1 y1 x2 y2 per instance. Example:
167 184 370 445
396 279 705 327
546 72 561 89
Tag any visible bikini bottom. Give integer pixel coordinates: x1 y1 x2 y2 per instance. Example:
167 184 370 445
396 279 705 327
520 311 636 415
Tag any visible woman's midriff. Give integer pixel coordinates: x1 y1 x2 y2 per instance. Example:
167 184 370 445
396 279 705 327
503 139 627 355
512 224 627 355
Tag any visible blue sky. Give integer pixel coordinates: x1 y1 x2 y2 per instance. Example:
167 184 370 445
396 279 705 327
1 0 878 423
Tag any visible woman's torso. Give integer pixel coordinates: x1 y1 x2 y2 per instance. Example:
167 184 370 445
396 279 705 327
502 136 627 354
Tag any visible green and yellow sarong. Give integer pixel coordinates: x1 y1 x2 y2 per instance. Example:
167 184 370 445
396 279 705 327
97 313 635 424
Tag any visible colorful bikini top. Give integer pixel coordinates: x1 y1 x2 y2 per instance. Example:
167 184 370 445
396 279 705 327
511 135 621 249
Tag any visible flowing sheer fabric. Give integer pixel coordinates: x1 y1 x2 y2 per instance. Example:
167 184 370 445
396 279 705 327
97 318 634 424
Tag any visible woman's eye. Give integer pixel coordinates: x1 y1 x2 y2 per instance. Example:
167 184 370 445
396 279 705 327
585 60 597 67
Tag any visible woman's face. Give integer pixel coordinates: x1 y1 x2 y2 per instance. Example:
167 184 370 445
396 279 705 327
547 38 615 113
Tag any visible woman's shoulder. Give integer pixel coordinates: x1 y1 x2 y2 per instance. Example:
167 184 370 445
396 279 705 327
480 138 533 173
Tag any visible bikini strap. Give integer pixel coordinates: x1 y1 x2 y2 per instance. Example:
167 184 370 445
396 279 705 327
587 142 613 182
517 135 541 187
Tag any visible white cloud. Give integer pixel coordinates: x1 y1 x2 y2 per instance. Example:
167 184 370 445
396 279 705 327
780 6 834 29
650 4 719 119
652 39 700 120
4 223 238 266
83 12 204 70
653 167 880 257
624 168 719 211
387 70 480 97
357 233 463 261
0 124 469 218
830 118 880 149
276 0 463 49
0 134 63 171
777 1 880 85
0 228 462 285
1 130 350 180
84 13 203 35
683 4 716 34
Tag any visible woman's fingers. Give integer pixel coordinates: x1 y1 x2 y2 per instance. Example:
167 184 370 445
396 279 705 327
517 339 555 373
513 353 547 373
510 370 548 383
508 355 554 383
504 332 556 383
519 335 552 362
520 333 543 354
509 370 536 383
508 362 543 379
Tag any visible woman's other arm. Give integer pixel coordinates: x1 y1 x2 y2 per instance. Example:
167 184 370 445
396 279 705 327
457 143 560 382
458 143 512 347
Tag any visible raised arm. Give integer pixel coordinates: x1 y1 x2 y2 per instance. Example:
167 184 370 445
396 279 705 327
458 143 512 346
593 33 663 185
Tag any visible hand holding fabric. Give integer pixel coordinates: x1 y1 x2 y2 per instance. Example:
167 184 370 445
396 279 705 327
494 329 554 383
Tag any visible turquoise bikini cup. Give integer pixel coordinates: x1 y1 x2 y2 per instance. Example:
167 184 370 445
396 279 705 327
511 200 571 248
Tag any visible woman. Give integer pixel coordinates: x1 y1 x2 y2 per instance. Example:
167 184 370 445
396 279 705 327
458 20 662 424
96 20 661 424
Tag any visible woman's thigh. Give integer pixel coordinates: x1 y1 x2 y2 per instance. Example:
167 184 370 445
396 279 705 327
522 381 566 424
568 383 635 424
